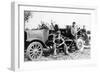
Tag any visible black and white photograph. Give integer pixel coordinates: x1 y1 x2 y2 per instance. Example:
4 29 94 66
10 2 98 71
24 10 91 61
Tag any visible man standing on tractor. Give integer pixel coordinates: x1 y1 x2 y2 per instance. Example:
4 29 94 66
71 22 79 39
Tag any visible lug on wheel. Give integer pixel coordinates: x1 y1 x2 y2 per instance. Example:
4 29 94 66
26 42 43 61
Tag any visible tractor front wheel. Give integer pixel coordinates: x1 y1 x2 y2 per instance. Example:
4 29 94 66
76 38 84 52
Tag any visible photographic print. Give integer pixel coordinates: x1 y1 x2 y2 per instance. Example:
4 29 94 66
24 10 91 61
11 3 97 71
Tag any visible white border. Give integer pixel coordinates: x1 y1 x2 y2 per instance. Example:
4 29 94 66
11 2 97 71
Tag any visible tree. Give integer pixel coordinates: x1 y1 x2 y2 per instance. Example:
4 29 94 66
24 11 32 22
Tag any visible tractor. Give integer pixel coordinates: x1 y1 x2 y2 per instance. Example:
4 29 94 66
24 22 91 61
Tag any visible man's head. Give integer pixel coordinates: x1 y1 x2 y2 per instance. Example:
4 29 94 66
83 25 85 29
72 22 76 27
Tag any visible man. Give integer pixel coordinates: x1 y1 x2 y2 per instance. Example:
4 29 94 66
71 22 78 37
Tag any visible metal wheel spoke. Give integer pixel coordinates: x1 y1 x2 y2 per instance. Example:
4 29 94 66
34 55 37 59
32 55 35 58
37 53 40 56
31 46 34 49
30 49 33 51
38 51 41 54
30 52 33 54
36 44 39 48
38 46 40 48
38 48 41 51
31 54 34 57
33 45 35 48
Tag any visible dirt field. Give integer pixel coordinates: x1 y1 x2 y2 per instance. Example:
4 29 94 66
24 48 90 61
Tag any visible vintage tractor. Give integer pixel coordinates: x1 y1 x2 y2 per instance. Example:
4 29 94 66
24 23 91 61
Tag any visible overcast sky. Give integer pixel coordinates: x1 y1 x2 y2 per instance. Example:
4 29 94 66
25 11 91 30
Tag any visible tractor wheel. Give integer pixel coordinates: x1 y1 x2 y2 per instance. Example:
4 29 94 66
76 38 84 52
26 41 43 61
68 41 77 53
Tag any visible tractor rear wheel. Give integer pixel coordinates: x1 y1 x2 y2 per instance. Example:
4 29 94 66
26 41 43 61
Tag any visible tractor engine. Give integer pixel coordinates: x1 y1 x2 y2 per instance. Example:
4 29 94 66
45 30 68 56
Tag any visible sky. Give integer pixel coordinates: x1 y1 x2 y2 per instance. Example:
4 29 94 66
25 11 91 30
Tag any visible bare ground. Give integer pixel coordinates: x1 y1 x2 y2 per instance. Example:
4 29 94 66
24 47 90 61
